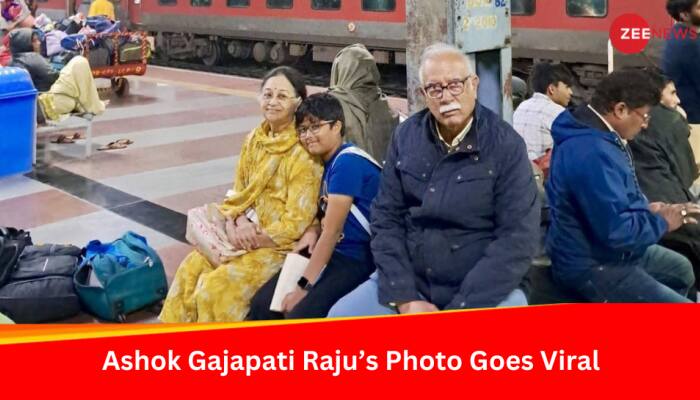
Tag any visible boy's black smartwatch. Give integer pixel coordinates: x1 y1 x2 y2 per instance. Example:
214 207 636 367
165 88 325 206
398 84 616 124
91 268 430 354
297 276 313 291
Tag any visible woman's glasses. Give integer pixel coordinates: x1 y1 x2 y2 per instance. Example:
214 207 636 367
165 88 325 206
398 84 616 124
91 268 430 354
260 92 298 103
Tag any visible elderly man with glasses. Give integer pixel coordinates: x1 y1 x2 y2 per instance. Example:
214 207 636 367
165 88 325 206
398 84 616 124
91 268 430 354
328 43 540 317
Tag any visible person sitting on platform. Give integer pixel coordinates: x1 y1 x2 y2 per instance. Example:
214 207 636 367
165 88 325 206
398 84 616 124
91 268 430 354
8 28 107 123
248 93 380 320
328 43 540 317
546 69 697 303
328 43 399 162
629 70 700 289
160 67 324 322
513 63 574 174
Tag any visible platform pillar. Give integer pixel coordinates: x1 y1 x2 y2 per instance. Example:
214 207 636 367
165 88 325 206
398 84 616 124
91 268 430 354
406 0 514 123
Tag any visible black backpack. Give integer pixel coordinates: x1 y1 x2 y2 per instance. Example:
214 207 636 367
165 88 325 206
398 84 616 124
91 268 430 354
0 227 33 287
0 244 82 323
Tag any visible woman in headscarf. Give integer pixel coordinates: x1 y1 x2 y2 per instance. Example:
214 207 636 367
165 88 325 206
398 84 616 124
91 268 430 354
160 67 324 322
328 43 398 162
8 28 106 122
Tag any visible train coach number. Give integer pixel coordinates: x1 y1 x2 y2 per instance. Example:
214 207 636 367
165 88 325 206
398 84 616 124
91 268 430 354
463 15 498 30
465 0 507 10
466 0 490 8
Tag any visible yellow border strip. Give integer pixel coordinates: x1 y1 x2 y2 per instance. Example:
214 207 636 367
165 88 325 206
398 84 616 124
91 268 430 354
0 305 550 346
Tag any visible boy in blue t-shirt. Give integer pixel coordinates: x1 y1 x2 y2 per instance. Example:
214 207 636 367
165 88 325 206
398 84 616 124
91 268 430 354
249 92 381 319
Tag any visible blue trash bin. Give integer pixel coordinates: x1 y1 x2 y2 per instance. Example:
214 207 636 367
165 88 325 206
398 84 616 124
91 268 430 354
0 67 37 178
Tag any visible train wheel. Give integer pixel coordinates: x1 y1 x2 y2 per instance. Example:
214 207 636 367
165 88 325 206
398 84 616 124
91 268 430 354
253 42 271 63
111 78 129 97
227 40 252 59
269 43 289 65
202 39 222 67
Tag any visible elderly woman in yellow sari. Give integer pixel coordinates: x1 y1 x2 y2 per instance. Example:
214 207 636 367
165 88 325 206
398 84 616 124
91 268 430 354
160 67 323 322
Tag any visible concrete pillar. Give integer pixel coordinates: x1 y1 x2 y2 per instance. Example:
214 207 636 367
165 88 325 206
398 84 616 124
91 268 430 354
405 0 453 113
406 0 513 122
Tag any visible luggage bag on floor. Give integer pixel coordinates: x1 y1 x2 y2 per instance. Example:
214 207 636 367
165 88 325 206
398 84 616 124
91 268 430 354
74 231 168 322
0 244 82 323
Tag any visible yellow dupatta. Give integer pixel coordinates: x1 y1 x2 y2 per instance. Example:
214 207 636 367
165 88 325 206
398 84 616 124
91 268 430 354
218 120 299 217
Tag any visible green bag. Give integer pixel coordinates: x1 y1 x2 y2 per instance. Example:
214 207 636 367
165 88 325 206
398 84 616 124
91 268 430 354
74 232 168 322
119 42 146 63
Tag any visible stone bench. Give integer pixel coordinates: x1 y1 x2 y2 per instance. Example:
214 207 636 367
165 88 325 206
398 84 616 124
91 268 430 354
35 113 94 163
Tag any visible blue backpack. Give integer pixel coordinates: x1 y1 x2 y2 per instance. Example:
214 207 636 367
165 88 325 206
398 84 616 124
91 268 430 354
74 232 168 322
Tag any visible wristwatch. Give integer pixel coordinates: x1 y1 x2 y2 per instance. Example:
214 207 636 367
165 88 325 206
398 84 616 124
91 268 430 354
297 276 314 291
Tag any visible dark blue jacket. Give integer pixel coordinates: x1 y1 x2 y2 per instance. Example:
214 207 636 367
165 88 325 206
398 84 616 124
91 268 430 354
371 104 540 309
545 106 668 285
663 23 700 123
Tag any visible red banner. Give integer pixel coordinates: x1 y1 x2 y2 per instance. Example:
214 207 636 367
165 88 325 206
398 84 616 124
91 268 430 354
0 305 695 397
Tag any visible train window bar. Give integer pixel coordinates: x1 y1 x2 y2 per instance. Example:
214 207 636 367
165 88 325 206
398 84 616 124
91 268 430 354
266 0 292 9
311 0 340 10
511 0 535 16
227 0 250 7
361 0 395 12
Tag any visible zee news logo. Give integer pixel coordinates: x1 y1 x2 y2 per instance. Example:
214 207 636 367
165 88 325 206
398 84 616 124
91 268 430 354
609 13 698 54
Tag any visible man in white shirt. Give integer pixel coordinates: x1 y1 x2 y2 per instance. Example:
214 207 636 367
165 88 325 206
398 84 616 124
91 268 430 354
514 63 575 161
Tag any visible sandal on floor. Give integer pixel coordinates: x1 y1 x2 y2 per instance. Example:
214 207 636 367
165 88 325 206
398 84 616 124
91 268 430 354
97 141 129 151
50 134 75 144
71 132 84 140
114 138 134 145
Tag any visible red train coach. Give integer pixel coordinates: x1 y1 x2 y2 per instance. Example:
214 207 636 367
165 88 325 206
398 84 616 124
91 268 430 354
140 0 406 66
36 0 676 89
511 0 673 89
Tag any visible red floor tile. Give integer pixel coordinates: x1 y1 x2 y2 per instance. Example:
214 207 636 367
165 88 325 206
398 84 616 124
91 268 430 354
0 190 99 230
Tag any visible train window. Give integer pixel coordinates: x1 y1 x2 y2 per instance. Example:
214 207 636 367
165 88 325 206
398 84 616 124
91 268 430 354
158 0 177 5
191 0 211 6
362 0 395 12
511 0 535 16
566 0 607 17
227 0 250 6
266 0 292 8
312 0 340 10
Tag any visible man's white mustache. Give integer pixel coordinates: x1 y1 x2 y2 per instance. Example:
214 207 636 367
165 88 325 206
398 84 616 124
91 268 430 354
439 103 461 114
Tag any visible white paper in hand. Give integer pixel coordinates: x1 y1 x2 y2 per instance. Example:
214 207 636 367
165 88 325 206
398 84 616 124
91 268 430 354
270 253 309 312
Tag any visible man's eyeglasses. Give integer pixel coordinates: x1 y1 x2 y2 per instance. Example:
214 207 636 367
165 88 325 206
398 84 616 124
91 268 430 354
298 121 334 137
630 108 651 124
422 76 473 100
